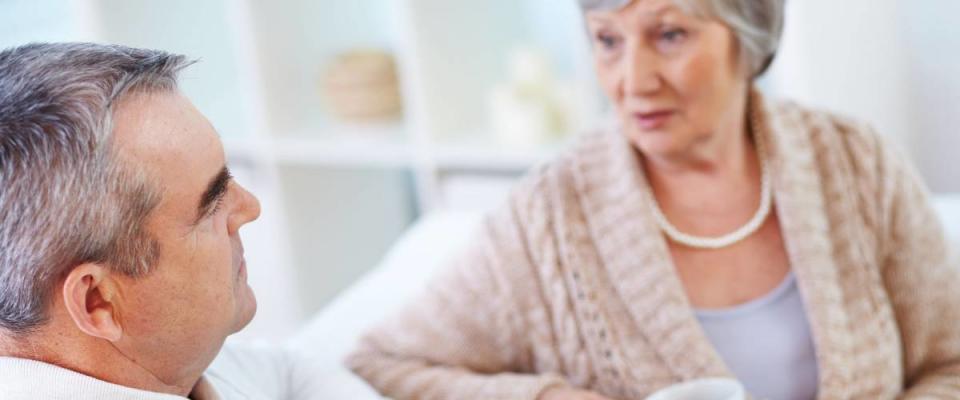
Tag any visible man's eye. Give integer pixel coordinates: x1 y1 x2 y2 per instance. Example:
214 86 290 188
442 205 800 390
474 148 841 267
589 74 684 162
207 196 226 218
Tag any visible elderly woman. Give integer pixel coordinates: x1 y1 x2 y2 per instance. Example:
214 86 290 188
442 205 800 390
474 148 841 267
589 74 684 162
347 0 960 399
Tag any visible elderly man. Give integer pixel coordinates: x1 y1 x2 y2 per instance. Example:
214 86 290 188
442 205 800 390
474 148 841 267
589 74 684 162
0 42 303 399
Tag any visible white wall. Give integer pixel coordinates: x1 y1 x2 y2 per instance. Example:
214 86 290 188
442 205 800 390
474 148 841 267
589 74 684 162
899 1 960 192
766 0 912 150
0 0 74 47
766 0 960 192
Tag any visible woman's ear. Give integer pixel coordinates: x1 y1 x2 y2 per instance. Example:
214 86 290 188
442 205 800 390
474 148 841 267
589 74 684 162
61 264 124 342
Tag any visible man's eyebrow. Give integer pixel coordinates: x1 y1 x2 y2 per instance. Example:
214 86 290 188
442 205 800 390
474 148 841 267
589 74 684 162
196 166 232 222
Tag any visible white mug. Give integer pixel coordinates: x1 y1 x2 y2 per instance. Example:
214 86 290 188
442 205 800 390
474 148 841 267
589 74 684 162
644 378 745 400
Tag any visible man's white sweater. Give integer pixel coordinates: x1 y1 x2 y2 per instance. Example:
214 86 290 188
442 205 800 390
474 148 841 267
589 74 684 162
0 342 298 399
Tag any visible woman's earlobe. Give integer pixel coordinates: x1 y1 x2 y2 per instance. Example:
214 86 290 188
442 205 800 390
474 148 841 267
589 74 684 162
61 264 124 342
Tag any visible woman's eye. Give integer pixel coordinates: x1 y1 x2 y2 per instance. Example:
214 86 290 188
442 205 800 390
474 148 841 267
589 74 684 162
659 28 688 43
595 33 622 49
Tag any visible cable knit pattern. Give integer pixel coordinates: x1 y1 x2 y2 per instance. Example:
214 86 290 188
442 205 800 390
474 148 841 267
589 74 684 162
346 90 960 399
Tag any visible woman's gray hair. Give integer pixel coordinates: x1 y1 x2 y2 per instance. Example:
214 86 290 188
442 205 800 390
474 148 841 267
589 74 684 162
0 42 193 335
579 0 786 77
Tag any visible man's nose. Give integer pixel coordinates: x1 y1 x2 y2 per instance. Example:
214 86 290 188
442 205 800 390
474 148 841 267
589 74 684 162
229 184 261 233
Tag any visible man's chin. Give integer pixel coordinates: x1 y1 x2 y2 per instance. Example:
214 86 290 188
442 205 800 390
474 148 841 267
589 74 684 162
230 285 257 333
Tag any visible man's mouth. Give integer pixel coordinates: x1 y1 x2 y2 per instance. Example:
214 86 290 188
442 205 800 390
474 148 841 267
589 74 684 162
237 258 247 281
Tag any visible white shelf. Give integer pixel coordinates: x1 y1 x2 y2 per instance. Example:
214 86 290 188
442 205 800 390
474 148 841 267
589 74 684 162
224 121 412 168
225 132 568 173
222 136 266 161
272 134 411 169
429 141 563 172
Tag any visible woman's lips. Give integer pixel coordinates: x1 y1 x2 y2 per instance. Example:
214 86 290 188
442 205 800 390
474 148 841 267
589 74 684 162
633 110 675 130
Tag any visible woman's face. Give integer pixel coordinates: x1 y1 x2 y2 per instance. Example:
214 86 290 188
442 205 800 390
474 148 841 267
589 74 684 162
586 0 749 159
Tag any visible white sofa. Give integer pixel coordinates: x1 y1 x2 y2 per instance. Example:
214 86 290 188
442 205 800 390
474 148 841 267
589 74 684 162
288 195 960 399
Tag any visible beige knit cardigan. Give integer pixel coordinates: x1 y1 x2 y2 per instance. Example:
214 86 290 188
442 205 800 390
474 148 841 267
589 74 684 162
347 91 960 399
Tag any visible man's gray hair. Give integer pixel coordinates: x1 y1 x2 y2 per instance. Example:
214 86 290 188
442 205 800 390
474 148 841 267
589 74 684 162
0 42 193 334
579 0 785 77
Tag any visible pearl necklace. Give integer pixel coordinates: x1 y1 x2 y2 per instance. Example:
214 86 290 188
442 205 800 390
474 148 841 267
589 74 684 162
644 109 772 249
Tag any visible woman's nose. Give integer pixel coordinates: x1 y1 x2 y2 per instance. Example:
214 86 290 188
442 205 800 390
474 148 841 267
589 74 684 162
624 45 663 95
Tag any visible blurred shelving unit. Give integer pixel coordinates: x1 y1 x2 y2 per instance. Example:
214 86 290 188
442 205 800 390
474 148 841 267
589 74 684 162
7 0 603 338
7 0 960 340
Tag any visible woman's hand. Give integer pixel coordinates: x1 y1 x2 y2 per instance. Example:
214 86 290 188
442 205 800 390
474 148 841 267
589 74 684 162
539 387 617 400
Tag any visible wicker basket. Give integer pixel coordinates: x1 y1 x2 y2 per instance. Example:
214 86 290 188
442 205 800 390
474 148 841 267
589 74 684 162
321 50 403 122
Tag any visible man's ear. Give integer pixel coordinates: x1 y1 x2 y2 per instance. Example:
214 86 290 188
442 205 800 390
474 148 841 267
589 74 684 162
62 264 123 342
